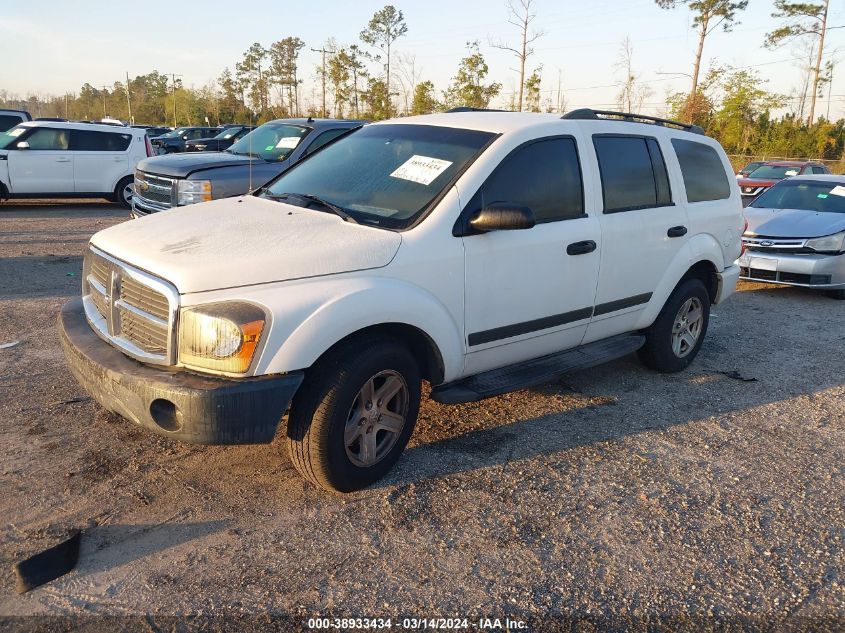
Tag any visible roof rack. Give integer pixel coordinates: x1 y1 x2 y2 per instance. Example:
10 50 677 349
445 107 509 113
561 108 704 135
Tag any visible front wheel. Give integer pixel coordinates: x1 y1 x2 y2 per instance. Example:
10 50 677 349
638 278 710 373
114 176 134 209
287 336 421 493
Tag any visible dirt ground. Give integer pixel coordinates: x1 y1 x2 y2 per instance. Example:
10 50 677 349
0 202 843 631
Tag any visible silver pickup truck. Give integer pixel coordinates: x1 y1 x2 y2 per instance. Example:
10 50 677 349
132 117 365 218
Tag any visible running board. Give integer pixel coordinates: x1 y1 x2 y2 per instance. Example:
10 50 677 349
430 333 646 404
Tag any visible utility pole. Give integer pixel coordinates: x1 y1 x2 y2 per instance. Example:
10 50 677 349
168 73 183 127
64 94 69 119
125 72 133 125
310 46 335 118
99 85 109 118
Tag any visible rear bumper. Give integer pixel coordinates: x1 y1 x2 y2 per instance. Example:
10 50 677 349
715 265 741 304
737 251 845 289
59 297 303 444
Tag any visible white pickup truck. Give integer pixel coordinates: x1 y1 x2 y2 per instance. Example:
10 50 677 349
60 109 744 492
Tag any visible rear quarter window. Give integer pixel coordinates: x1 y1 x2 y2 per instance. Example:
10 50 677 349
670 138 731 203
71 130 132 151
0 114 25 133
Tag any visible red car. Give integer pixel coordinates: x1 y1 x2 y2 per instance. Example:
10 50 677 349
738 160 830 206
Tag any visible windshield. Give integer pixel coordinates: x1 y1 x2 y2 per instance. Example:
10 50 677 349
159 127 190 138
750 180 845 214
228 123 309 160
0 125 29 149
262 124 496 229
747 165 802 179
214 127 242 139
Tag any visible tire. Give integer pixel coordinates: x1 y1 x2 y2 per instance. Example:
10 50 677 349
287 336 421 493
114 176 134 209
638 278 710 373
825 289 845 300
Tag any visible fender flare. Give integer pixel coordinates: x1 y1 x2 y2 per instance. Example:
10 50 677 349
256 278 464 382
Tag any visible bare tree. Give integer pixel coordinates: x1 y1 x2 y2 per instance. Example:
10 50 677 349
615 36 653 112
394 52 423 115
765 0 830 125
490 0 544 111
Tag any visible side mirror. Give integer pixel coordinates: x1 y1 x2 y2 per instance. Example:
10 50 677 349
16 141 30 150
468 203 535 233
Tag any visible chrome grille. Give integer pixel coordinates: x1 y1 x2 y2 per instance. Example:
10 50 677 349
82 247 178 364
133 170 174 212
121 276 169 321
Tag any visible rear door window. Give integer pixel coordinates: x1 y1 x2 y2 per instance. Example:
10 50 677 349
0 114 24 133
670 138 731 202
71 130 132 151
593 135 672 212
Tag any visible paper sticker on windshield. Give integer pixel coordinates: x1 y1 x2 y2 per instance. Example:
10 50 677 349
784 169 799 176
275 136 301 149
390 155 453 185
828 185 845 197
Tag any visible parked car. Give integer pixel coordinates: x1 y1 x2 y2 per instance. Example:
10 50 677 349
736 160 765 178
738 175 845 300
150 126 221 154
0 120 151 207
185 125 255 152
737 160 830 206
131 125 172 138
132 118 364 217
60 108 743 492
0 109 32 133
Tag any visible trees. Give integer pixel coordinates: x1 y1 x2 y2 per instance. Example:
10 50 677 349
710 70 785 154
236 43 271 118
360 5 408 119
524 68 542 112
411 80 439 115
765 0 830 125
490 0 543 112
655 0 748 123
269 37 305 116
444 41 502 110
327 48 352 118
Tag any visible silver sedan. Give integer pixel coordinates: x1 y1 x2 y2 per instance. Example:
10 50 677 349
738 175 845 300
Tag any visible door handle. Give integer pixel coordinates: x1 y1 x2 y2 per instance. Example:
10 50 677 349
56 157 71 163
667 225 688 238
566 240 597 255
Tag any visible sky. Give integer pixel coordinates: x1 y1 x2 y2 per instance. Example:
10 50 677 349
1 0 844 119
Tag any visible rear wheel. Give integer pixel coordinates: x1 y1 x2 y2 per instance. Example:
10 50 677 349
287 336 421 493
114 176 134 209
638 278 710 373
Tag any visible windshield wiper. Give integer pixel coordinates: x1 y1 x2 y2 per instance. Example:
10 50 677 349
268 192 359 224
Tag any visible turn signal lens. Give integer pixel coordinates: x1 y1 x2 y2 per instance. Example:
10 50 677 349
178 302 266 374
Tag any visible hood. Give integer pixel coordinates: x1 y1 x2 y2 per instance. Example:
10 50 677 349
744 206 845 239
737 177 779 188
137 152 262 178
90 197 402 293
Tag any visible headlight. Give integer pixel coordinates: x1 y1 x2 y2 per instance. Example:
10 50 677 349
805 231 845 254
178 302 266 373
176 179 212 205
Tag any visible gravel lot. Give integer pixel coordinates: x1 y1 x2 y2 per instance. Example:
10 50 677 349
0 202 843 631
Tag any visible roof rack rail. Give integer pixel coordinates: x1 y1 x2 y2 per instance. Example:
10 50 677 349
561 108 704 135
445 107 509 113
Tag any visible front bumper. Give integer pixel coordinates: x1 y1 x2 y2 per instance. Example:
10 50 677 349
737 251 845 289
59 298 303 444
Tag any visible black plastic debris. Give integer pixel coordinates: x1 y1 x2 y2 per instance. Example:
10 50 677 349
13 530 81 593
720 370 758 382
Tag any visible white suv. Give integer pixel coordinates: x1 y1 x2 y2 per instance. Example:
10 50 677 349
59 109 744 492
0 121 151 207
